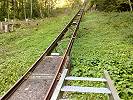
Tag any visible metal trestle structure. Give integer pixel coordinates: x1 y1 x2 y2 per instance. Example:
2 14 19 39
51 69 120 100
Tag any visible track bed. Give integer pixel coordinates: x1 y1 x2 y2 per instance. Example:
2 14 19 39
8 56 62 100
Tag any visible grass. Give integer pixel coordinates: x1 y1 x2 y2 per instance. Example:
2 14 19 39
0 12 76 96
68 12 133 100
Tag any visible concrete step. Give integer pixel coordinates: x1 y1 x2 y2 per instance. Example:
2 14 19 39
65 77 107 82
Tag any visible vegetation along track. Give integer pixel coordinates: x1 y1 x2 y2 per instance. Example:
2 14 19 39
1 2 86 100
69 12 133 100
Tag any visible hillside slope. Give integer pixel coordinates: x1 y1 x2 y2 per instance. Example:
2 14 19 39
70 12 133 100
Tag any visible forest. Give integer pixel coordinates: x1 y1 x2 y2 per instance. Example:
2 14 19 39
0 0 133 21
0 0 83 20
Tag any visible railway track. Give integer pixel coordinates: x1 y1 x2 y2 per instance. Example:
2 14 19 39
1 2 87 100
1 1 120 100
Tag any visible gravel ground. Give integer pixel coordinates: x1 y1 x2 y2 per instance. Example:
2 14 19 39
8 56 63 100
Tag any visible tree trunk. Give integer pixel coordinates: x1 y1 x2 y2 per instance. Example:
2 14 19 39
24 5 27 20
23 0 27 20
7 0 10 21
128 0 133 12
30 0 33 18
13 0 16 20
40 6 43 18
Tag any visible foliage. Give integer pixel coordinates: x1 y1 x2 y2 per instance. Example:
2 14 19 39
0 0 58 20
88 0 133 12
68 12 133 99
69 0 83 8
0 0 82 20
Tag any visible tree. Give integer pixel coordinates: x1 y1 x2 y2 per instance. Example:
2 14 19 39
87 0 133 12
0 0 58 20
30 0 32 18
23 0 27 20
128 0 133 11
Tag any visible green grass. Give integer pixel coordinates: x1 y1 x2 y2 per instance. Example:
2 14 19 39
69 12 133 100
0 12 75 95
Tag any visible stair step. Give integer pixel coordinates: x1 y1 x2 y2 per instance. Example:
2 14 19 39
51 53 60 56
61 86 111 94
73 22 77 24
65 77 107 82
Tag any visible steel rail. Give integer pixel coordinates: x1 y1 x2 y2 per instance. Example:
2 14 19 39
44 6 85 100
1 10 82 100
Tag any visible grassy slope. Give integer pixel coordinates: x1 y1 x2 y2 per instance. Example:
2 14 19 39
0 13 75 95
70 12 133 100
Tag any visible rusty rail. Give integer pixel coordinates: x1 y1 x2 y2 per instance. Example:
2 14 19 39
44 6 86 100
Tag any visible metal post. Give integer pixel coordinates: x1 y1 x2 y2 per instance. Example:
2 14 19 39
4 24 9 33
